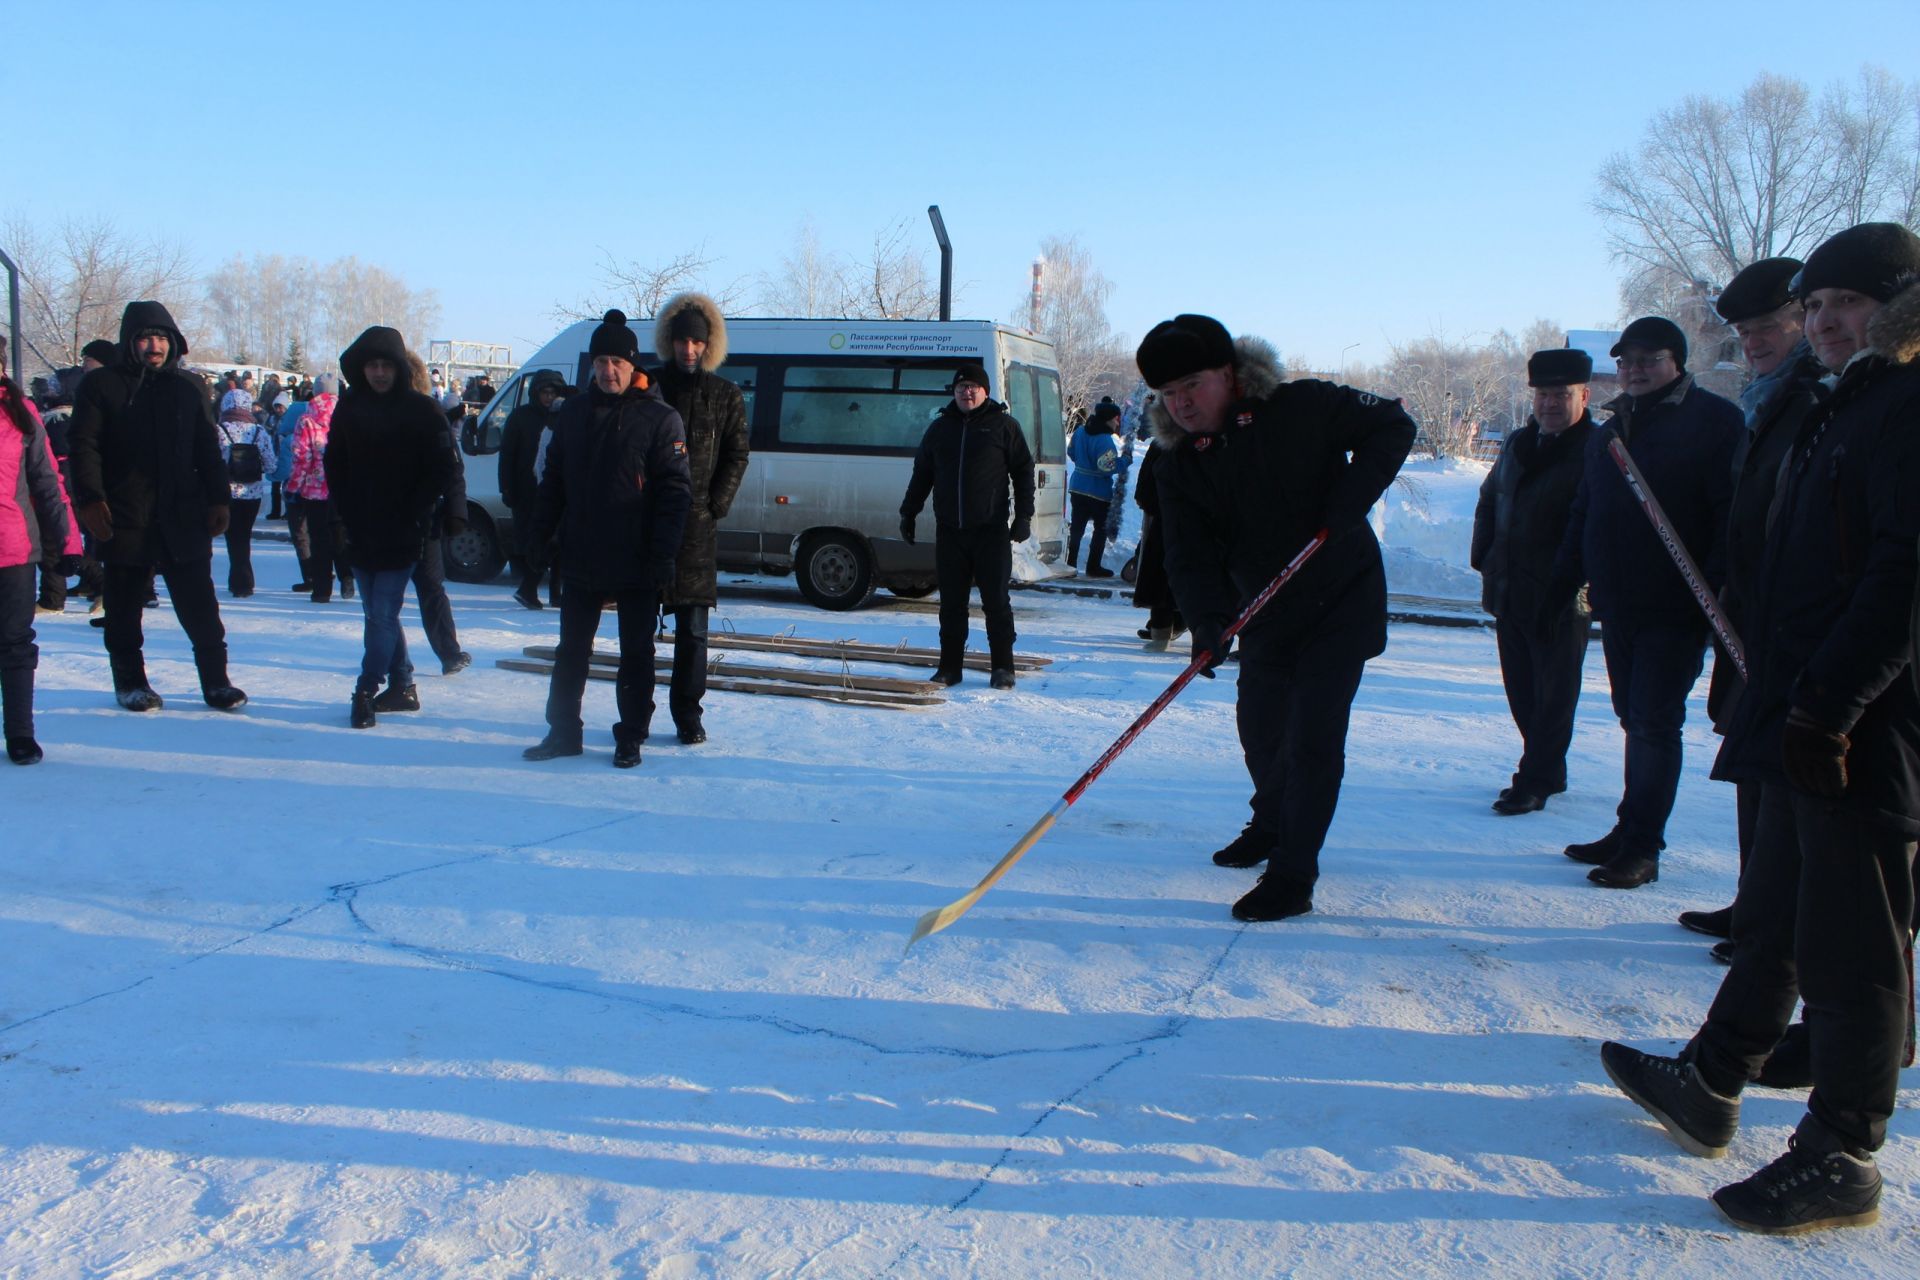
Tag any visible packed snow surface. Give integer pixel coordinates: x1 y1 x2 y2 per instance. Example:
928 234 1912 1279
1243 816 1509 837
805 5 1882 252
3 531 1914 1278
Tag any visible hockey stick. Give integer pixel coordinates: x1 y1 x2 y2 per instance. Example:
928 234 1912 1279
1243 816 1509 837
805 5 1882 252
906 528 1331 950
1605 434 1747 682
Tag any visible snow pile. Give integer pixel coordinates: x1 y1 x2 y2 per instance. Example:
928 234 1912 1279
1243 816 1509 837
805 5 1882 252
1376 454 1488 602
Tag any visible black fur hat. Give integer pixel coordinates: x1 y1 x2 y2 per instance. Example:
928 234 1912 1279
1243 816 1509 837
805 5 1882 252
1136 314 1234 388
1527 349 1593 388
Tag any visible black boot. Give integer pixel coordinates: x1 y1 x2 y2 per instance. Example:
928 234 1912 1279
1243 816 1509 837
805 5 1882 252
1211 822 1274 868
350 689 377 729
1712 1124 1881 1234
1598 1041 1739 1158
613 737 642 769
930 666 962 687
1232 872 1314 922
990 667 1016 690
1589 846 1660 888
523 734 584 761
372 683 419 713
1564 828 1622 865
1679 905 1734 938
6 736 42 765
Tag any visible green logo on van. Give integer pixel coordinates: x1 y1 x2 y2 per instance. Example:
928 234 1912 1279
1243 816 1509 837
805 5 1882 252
829 333 846 349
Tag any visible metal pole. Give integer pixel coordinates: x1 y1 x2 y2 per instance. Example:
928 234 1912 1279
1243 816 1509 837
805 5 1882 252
926 205 952 322
0 247 21 383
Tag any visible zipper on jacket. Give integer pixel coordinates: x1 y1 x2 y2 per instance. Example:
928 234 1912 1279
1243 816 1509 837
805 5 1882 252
956 415 967 521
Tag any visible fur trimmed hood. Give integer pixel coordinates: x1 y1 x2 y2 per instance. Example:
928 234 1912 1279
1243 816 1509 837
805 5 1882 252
653 292 729 371
1146 335 1284 449
1866 275 1920 366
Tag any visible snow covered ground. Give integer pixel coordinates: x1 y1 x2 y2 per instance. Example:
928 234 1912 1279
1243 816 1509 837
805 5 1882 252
3 529 1915 1278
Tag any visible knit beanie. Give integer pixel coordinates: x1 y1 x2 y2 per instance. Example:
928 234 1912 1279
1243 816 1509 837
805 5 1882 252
1796 222 1920 303
588 309 642 364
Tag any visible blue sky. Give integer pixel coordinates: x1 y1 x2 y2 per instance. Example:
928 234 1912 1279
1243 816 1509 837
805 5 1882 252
8 0 1915 369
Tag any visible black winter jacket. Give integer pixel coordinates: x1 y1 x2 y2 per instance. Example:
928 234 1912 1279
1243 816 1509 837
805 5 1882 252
900 399 1036 531
1130 440 1177 614
1471 414 1593 624
1550 375 1742 627
654 363 750 608
67 301 229 566
530 379 693 593
324 327 457 571
1717 281 1920 835
1151 337 1416 659
497 370 566 511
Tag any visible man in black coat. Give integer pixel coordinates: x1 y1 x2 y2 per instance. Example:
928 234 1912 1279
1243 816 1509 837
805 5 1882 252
1471 349 1597 815
1139 314 1415 922
1681 257 1826 955
652 292 750 744
500 369 567 609
1547 316 1743 888
1600 222 1920 1235
523 310 693 768
898 362 1035 689
323 327 456 728
67 300 247 713
408 387 472 676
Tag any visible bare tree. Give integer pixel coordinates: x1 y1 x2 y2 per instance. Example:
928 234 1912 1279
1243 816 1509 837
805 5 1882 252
315 257 441 362
1594 67 1920 311
204 253 322 368
759 218 841 318
1378 332 1520 460
839 217 939 321
2 211 197 374
1012 234 1131 416
556 245 746 322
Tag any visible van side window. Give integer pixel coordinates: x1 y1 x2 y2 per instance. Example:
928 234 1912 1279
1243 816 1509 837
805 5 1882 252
1033 369 1066 463
1002 364 1037 445
468 374 526 455
775 363 948 452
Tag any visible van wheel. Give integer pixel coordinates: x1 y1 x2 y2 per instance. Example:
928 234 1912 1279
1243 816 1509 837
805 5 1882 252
796 532 876 610
444 505 505 583
889 582 936 599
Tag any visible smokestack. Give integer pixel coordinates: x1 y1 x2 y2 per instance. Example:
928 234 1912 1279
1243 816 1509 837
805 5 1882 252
1030 257 1044 332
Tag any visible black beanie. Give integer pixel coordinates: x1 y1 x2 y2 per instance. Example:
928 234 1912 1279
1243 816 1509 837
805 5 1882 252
1090 397 1122 425
1610 316 1688 369
1715 257 1802 323
1796 222 1920 304
1136 314 1234 388
81 338 118 365
951 362 990 390
588 309 641 364
1527 349 1593 388
667 307 711 343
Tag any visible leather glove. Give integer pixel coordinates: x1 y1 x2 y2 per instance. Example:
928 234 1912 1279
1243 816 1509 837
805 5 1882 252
77 501 113 542
1009 516 1032 543
1782 707 1849 798
1190 624 1227 679
58 553 85 575
443 516 468 538
899 515 916 545
207 507 231 537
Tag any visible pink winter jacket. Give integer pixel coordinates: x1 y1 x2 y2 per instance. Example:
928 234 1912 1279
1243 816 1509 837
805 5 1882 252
286 392 336 500
0 381 81 569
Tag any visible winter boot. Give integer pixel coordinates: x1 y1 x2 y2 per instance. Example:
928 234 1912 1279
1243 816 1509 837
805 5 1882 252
1589 846 1660 889
116 687 164 713
676 720 707 745
1680 905 1734 939
204 687 249 712
1711 1126 1881 1234
990 668 1016 690
1492 786 1547 815
1711 939 1736 965
1599 1041 1739 1158
372 683 419 713
930 666 962 687
513 585 544 611
440 651 472 676
1232 872 1314 922
7 736 42 765
339 573 355 600
1212 822 1274 869
350 689 377 729
613 737 642 769
1564 828 1622 865
523 734 584 761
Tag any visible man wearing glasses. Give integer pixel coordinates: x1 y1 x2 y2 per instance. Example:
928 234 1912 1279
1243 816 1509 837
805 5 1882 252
1546 316 1743 888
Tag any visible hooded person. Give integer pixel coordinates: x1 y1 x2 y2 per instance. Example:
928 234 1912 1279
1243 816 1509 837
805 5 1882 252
323 327 456 728
651 292 750 743
215 387 275 597
1 343 83 762
1138 313 1415 922
1599 221 1920 1235
522 310 693 768
1066 396 1122 577
498 367 570 609
897 361 1036 688
65 300 247 712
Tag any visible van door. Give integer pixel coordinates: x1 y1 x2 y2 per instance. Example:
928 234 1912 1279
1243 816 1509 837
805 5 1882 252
1001 362 1068 560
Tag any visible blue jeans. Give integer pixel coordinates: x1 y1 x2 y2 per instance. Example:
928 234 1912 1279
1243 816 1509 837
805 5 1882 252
1599 618 1706 852
352 566 416 694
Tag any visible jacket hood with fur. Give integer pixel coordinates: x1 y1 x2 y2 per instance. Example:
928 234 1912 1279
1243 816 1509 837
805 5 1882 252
1146 335 1284 449
1865 275 1920 366
653 292 728 372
